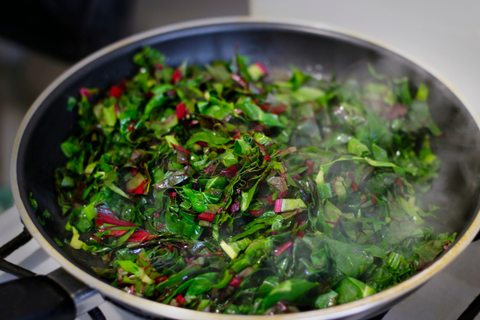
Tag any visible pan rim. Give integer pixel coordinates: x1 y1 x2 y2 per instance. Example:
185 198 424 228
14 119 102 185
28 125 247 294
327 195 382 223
10 16 480 320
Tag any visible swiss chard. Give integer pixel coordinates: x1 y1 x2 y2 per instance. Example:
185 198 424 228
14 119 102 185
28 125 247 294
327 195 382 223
55 47 450 315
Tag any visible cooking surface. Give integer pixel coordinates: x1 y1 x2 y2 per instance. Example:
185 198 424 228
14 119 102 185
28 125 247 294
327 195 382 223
1 205 480 319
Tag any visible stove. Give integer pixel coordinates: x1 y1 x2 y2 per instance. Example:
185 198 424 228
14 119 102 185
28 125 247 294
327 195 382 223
1 206 479 320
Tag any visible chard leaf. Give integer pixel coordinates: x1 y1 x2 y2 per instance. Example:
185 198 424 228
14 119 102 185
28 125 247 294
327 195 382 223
237 101 284 127
326 239 374 278
292 87 324 102
335 277 376 304
348 138 370 156
262 279 318 310
315 290 338 309
234 140 253 155
165 209 203 240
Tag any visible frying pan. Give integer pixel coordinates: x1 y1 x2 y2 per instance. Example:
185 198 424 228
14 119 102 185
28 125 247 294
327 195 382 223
4 17 480 320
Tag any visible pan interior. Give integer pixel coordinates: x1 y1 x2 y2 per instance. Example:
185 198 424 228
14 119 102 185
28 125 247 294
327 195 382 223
15 22 480 290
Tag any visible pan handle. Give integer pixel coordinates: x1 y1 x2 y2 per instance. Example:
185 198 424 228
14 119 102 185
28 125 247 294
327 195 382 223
0 229 104 319
0 268 105 320
0 275 76 320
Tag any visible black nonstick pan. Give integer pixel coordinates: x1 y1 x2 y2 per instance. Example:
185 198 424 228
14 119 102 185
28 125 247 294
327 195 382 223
4 17 480 320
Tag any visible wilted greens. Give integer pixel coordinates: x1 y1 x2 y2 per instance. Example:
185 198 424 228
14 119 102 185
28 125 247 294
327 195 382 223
53 47 454 314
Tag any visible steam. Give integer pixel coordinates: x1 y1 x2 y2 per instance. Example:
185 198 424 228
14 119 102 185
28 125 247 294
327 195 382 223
272 56 480 239
351 58 479 237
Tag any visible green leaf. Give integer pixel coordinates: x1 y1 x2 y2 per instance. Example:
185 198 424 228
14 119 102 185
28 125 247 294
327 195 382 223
133 46 165 69
165 209 203 240
248 63 267 81
126 173 146 192
103 105 117 127
67 97 77 111
83 203 96 220
289 67 307 87
414 240 445 265
28 192 38 212
222 151 238 167
150 115 178 137
241 186 257 212
326 239 374 278
205 176 228 190
292 87 324 103
275 198 307 212
154 167 191 189
333 177 347 206
321 132 352 148
237 101 284 127
335 277 376 304
262 279 317 310
54 238 63 247
372 144 388 161
156 265 201 291
237 101 263 121
117 260 140 274
183 188 221 213
398 197 424 225
60 139 80 158
364 158 403 172
232 224 266 242
315 166 325 185
318 183 333 199
426 120 442 136
388 201 420 244
104 180 129 199
185 273 219 297
213 269 234 289
262 113 284 127
234 140 253 155
68 226 95 251
257 276 279 297
361 245 387 259
144 95 167 118
203 103 233 120
315 290 338 309
394 77 412 106
220 239 251 259
229 238 252 255
61 176 76 188
206 64 231 81
185 131 231 148
152 84 174 96
348 138 370 156
43 209 51 218
416 83 429 101
323 201 343 230
186 188 207 212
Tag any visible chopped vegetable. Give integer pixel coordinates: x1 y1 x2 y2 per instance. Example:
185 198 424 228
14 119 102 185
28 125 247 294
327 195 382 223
274 198 307 213
54 47 452 315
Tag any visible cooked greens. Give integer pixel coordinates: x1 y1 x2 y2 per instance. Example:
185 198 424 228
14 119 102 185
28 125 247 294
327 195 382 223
53 47 454 314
